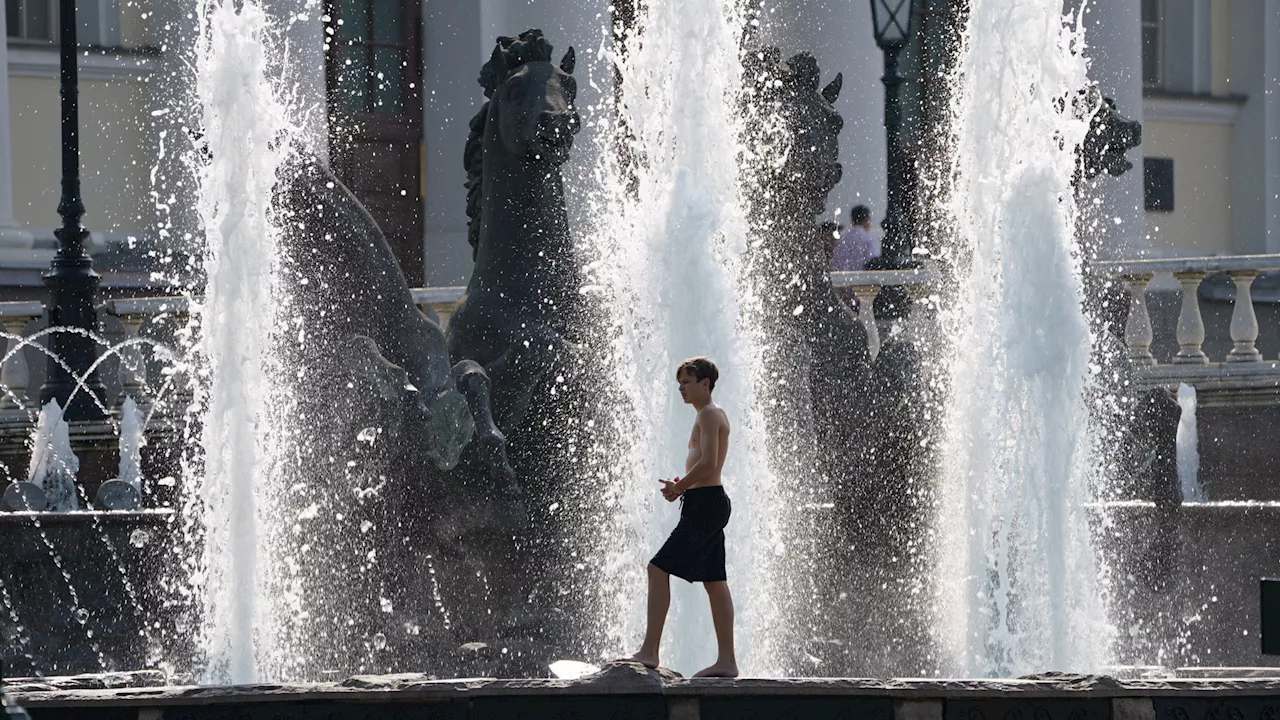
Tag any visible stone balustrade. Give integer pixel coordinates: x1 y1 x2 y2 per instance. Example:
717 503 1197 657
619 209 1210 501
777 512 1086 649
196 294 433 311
0 300 42 412
1091 254 1280 404
831 264 943 361
0 263 969 413
0 255 1272 413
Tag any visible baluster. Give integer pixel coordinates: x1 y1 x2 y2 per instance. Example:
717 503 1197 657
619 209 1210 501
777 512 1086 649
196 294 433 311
115 313 148 406
1172 270 1208 364
852 285 881 363
1122 273 1156 366
433 302 456 332
0 316 31 409
1226 269 1262 362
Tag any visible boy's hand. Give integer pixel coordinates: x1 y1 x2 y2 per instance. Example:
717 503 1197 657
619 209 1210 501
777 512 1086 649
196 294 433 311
660 478 681 502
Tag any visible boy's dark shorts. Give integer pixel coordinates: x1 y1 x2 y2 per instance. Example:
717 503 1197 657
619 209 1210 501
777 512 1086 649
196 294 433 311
651 485 731 583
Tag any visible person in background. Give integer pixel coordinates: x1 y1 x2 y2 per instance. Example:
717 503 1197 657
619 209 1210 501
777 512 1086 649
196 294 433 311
831 205 879 308
831 205 879 272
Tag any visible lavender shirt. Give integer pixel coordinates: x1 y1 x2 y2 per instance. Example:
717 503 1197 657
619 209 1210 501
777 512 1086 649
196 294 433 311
831 225 880 271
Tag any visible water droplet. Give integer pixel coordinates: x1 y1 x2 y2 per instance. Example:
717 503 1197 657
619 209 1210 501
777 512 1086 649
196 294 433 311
380 597 393 613
372 633 387 650
129 529 151 548
75 608 89 624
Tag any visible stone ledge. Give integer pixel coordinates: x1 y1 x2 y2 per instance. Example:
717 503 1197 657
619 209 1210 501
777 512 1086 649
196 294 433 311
16 669 1280 709
3 670 166 693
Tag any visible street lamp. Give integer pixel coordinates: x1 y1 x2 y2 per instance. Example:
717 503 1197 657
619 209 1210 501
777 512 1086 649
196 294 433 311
868 0 917 271
39 0 105 420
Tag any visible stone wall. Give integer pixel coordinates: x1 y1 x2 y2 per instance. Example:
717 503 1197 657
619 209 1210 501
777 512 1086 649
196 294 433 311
1102 503 1280 669
0 511 174 676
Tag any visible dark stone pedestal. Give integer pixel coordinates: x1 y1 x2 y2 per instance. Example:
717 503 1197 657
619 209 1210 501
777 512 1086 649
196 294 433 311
15 670 1280 720
0 510 174 675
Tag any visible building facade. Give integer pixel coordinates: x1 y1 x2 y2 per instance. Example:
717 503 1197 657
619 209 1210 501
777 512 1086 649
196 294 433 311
0 0 1274 299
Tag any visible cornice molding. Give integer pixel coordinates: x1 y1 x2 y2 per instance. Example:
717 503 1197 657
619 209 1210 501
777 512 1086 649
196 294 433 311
1143 95 1244 125
7 46 156 81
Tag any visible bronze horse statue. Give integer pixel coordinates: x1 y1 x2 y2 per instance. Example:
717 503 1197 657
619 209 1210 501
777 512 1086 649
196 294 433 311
447 30 585 437
742 49 870 403
444 30 622 670
278 155 523 515
742 49 935 676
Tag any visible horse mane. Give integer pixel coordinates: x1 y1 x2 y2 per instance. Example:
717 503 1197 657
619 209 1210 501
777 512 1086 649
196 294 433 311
745 47 822 98
464 105 487 258
465 29 559 258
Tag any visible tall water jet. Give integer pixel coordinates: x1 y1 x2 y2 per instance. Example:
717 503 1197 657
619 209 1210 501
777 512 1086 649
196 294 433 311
594 2 784 675
187 0 293 684
936 0 1110 676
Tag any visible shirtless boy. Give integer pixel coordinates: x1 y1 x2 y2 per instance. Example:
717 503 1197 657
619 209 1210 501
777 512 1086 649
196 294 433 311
625 357 737 678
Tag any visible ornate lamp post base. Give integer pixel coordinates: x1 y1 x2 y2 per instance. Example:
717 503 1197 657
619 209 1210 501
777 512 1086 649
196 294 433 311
37 0 104 421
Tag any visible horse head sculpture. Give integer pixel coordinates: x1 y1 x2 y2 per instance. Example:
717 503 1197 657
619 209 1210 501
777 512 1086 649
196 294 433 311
744 49 845 224
481 31 580 163
465 30 580 257
451 30 587 436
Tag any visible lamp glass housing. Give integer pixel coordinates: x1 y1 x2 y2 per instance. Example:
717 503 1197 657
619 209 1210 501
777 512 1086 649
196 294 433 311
870 0 915 49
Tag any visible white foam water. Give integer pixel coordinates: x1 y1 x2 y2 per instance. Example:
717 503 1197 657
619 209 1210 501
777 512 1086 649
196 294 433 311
27 399 80 512
593 1 784 676
188 0 293 685
935 0 1111 676
118 397 144 493
1176 383 1204 502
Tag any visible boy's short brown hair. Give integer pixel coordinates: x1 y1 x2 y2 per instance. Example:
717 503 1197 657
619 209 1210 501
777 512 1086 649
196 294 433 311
676 356 719 392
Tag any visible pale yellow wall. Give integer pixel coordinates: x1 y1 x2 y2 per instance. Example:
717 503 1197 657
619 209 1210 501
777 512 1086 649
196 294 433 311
1142 119 1234 255
9 74 152 232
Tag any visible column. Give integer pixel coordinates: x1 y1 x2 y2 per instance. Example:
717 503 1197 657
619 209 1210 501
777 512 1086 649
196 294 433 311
1227 0 1277 254
1265 1 1279 254
757 0 887 228
1075 0 1146 259
0 8 33 249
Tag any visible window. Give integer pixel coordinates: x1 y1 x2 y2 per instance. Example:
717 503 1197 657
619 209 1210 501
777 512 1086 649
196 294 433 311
1141 0 1162 88
1144 157 1174 212
6 0 120 46
7 0 52 41
330 0 412 115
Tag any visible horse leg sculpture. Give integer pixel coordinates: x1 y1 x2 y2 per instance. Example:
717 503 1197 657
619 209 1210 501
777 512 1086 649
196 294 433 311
481 326 578 434
452 359 526 527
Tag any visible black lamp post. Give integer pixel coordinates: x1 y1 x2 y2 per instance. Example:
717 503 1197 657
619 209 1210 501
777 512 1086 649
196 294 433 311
39 0 105 420
868 0 918 271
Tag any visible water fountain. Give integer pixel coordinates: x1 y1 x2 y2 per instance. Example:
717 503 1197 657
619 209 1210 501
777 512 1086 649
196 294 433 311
935 0 1110 677
592 0 784 677
5 3 1280 715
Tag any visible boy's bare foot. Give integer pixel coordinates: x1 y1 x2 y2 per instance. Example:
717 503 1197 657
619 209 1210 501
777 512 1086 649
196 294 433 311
618 651 659 669
693 661 738 678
